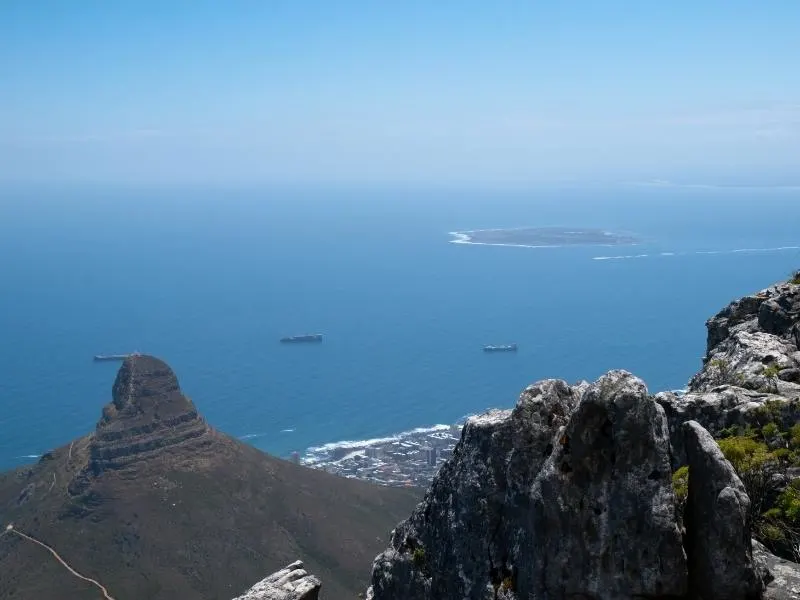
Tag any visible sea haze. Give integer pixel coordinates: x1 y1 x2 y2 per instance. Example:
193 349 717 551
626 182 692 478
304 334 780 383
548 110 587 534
1 185 799 469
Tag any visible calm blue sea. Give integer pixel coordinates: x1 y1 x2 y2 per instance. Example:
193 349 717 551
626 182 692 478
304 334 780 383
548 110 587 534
1 185 799 470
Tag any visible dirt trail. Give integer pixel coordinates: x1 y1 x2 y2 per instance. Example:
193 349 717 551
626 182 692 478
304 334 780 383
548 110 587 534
3 524 116 600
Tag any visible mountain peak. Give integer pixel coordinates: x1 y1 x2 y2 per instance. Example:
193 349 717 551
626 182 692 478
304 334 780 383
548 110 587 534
0 355 420 600
106 354 193 424
89 354 210 472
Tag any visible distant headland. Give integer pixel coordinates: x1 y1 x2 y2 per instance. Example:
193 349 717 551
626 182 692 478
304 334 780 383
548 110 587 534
449 226 639 248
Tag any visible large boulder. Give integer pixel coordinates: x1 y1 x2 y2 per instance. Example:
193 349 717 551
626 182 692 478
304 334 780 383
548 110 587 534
232 561 321 600
683 421 761 599
522 372 687 599
367 371 687 600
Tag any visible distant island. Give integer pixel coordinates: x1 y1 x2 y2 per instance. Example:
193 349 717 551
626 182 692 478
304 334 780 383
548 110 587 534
449 226 639 248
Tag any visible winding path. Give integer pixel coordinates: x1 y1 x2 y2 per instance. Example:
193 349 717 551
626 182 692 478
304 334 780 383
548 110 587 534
3 524 116 600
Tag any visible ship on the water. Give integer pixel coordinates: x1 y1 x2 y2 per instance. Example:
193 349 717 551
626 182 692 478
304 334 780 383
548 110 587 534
93 352 139 362
483 344 518 352
280 334 323 343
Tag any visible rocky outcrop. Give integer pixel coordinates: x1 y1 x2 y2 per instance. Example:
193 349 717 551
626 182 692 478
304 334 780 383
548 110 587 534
367 371 688 600
690 281 800 395
753 539 800 600
683 421 761 599
88 355 211 472
653 279 800 466
657 387 800 467
66 355 213 495
232 561 321 600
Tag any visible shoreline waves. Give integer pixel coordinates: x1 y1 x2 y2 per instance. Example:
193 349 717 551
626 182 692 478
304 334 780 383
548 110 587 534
448 227 639 249
301 423 454 465
594 245 800 261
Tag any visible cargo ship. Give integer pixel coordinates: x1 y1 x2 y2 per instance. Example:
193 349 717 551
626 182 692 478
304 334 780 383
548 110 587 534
483 344 518 352
280 334 323 343
93 352 138 361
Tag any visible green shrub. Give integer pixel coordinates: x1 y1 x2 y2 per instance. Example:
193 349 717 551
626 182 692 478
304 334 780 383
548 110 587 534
412 547 426 568
762 422 780 439
717 436 771 473
718 426 740 439
776 480 800 517
761 364 782 393
753 399 784 427
672 466 689 501
790 270 800 285
790 423 800 448
718 435 800 561
772 448 791 462
709 359 739 386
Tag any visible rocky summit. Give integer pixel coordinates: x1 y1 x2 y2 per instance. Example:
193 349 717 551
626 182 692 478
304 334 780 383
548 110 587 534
367 372 689 600
69 355 212 491
0 355 420 600
365 372 797 600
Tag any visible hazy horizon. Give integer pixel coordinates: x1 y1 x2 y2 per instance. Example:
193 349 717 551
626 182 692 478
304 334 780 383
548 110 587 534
2 1 799 187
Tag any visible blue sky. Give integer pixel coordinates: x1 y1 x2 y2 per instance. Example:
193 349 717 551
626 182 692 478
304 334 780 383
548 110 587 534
1 1 799 186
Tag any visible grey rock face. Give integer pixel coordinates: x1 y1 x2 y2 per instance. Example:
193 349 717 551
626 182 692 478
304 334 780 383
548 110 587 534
524 372 687 599
90 355 210 472
659 281 800 470
232 561 321 600
367 371 687 600
656 387 800 468
683 421 761 599
759 288 800 338
752 539 800 600
690 282 800 394
706 294 768 354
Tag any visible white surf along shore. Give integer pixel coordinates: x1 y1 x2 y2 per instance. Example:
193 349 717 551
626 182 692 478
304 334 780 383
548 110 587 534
301 423 455 465
593 245 800 261
448 227 638 250
449 230 558 249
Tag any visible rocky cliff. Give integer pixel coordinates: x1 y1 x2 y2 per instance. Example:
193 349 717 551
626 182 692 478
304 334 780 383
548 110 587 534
89 355 211 472
689 278 800 395
657 278 800 466
68 355 216 496
363 275 800 600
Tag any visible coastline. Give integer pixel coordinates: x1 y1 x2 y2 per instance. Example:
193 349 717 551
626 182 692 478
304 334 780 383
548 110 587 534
448 230 561 249
593 245 800 261
447 228 639 249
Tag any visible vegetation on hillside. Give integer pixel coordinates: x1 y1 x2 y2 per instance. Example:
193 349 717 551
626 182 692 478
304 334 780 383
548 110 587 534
671 466 690 528
713 403 800 561
707 358 744 387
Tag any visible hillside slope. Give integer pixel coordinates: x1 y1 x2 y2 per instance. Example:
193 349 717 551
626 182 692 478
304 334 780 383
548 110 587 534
0 355 420 600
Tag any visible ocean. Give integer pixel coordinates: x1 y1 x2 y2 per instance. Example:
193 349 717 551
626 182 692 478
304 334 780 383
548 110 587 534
1 184 799 470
